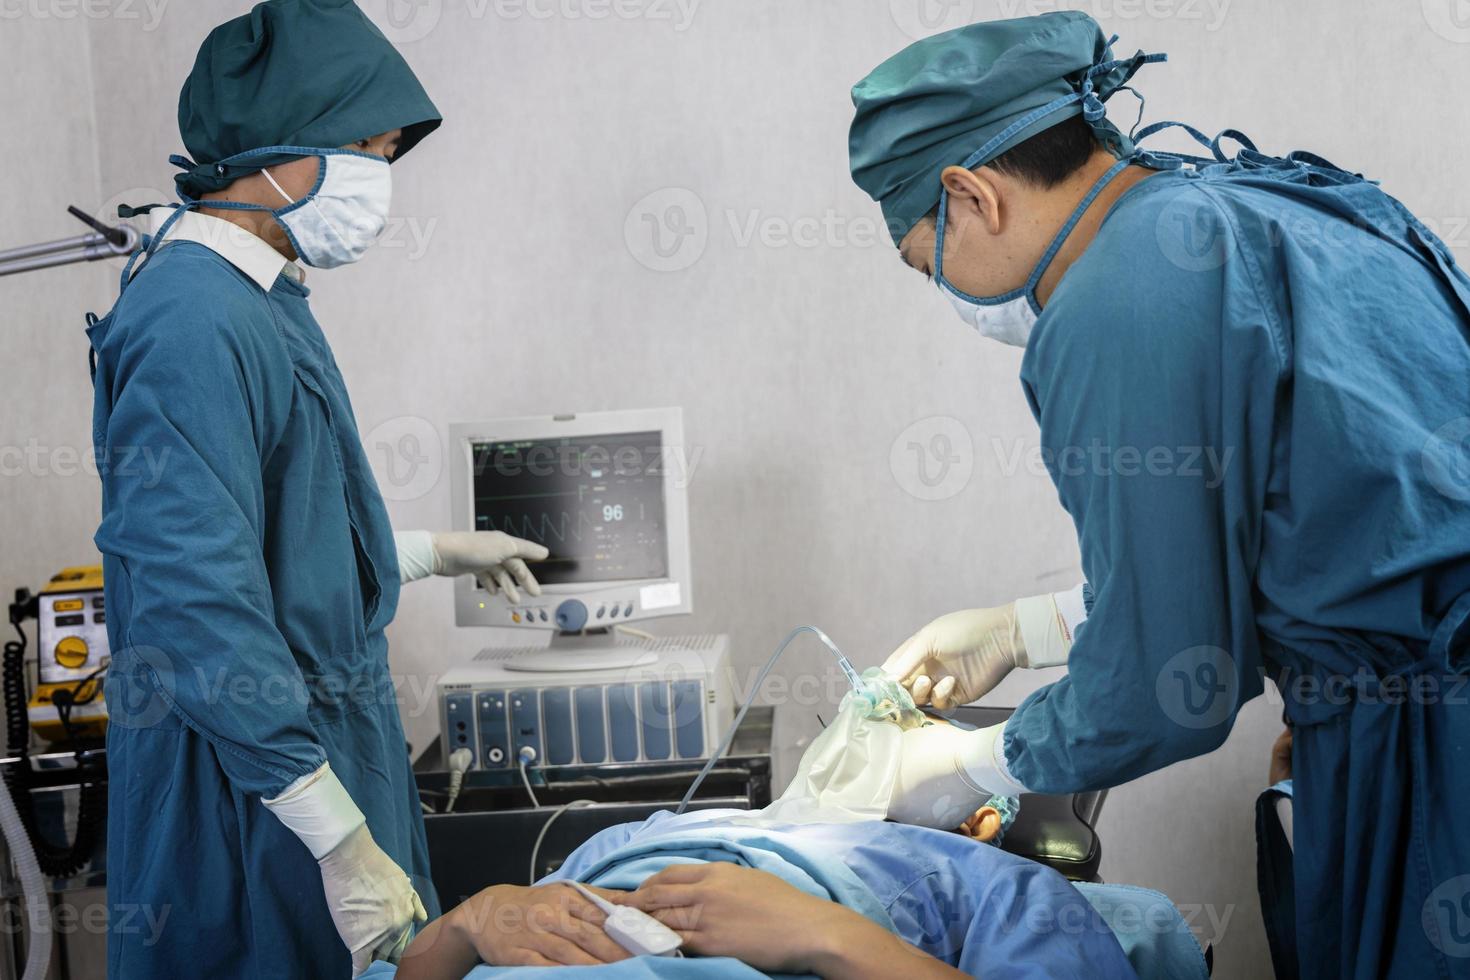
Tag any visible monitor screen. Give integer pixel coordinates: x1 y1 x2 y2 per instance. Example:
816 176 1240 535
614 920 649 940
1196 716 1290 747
470 430 669 585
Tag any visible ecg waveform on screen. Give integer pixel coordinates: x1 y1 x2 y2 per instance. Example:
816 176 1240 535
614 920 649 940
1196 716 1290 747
482 509 602 544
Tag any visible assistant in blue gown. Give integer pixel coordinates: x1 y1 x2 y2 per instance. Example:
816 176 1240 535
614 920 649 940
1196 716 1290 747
90 234 442 977
1008 146 1470 978
88 2 443 976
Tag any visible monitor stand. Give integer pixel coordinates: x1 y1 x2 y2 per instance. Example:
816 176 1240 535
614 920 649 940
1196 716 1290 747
501 628 660 673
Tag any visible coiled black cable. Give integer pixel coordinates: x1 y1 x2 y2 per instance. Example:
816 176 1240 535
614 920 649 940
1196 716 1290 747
5 597 107 878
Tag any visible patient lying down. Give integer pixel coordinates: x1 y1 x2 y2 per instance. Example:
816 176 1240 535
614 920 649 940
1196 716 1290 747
389 711 1141 980
390 802 1135 980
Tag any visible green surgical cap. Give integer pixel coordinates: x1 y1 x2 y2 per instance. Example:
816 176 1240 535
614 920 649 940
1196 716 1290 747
849 11 1160 245
174 0 442 198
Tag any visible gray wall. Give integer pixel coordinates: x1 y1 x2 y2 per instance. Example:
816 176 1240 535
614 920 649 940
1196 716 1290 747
5 2 1468 977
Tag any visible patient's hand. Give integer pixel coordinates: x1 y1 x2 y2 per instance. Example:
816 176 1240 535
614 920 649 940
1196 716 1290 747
614 863 965 980
395 882 629 979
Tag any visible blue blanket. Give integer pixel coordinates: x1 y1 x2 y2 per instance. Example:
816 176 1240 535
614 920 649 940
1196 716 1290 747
367 809 1206 979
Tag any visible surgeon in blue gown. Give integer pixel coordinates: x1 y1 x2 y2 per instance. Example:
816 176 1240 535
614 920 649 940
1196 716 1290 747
88 2 550 977
848 12 1470 979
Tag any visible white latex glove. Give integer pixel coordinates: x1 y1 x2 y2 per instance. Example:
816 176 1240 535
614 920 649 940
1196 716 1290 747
319 824 429 976
395 529 550 602
886 722 1026 829
263 764 428 976
881 594 1076 709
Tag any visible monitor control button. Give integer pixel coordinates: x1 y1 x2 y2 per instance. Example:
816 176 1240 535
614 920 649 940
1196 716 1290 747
554 599 588 632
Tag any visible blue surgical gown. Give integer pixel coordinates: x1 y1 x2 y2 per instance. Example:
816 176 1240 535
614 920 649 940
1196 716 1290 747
88 239 439 978
1010 152 1470 978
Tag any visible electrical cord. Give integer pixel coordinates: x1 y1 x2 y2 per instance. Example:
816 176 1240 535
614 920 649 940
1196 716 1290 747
53 664 107 752
528 799 595 885
443 747 473 814
3 594 107 878
517 746 540 808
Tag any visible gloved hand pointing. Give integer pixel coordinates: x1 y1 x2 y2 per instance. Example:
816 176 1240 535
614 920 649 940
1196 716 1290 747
394 529 550 602
881 594 1075 709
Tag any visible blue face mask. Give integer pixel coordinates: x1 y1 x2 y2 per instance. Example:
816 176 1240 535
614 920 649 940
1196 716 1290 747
174 145 393 269
935 156 1132 347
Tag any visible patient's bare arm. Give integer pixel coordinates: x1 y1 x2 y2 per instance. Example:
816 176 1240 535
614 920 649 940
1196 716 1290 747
395 882 629 980
615 862 967 980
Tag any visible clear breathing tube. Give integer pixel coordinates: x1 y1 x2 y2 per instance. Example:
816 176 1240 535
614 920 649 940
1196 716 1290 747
675 625 866 815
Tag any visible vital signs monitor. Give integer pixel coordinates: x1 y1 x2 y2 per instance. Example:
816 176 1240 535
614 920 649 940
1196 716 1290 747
449 408 694 634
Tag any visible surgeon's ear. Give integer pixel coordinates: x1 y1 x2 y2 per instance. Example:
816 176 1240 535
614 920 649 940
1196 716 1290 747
939 165 1004 238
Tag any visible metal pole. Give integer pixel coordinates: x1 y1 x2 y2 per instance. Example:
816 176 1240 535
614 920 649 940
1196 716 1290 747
0 210 140 278
0 233 104 264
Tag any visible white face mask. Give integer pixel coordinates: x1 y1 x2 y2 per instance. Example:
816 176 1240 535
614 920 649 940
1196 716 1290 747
942 285 1040 348
261 151 392 269
932 157 1133 348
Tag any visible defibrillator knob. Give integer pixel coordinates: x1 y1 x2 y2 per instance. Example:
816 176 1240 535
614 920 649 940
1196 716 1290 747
54 636 90 670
